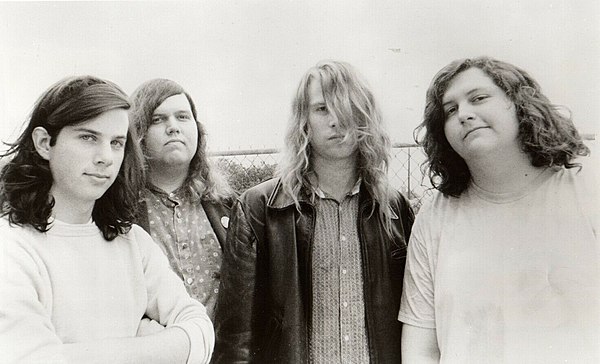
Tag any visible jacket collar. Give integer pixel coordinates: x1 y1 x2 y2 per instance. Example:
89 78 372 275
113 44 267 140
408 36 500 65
267 178 312 210
266 177 398 220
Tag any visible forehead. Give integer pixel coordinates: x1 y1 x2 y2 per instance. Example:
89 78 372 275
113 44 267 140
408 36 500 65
154 93 192 113
442 67 499 102
308 78 325 105
64 108 129 135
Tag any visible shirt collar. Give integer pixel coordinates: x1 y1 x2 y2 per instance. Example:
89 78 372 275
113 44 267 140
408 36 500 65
308 174 362 199
146 179 202 203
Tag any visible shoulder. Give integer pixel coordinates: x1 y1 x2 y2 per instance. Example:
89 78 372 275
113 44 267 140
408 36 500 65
238 177 280 206
121 224 156 251
0 218 46 274
566 158 598 184
554 160 599 225
202 196 235 213
127 224 154 242
0 217 38 244
546 160 598 198
411 190 458 233
227 178 282 238
0 217 13 234
123 224 170 260
422 189 457 211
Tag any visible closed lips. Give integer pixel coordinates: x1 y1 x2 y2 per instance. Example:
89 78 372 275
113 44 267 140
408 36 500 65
165 139 184 145
464 127 488 139
86 173 109 179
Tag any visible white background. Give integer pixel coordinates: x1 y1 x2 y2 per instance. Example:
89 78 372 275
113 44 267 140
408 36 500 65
1 0 598 152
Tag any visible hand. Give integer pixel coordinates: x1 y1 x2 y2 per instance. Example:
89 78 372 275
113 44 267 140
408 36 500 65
136 317 166 337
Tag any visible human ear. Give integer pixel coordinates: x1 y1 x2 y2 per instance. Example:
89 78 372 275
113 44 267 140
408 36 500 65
31 127 52 161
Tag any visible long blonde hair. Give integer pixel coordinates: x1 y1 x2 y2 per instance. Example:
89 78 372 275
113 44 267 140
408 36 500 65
278 60 394 232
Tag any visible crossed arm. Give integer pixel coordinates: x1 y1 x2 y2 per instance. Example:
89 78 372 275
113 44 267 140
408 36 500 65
401 324 440 363
0 226 214 364
62 327 191 364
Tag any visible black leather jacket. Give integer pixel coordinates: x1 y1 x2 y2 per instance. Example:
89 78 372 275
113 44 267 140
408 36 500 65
213 178 414 363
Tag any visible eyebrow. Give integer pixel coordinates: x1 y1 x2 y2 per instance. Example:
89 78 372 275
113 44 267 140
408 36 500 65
442 87 490 106
153 110 192 116
72 127 127 140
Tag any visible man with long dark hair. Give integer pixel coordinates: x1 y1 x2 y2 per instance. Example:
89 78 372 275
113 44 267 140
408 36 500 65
399 57 598 363
0 76 214 363
130 79 234 321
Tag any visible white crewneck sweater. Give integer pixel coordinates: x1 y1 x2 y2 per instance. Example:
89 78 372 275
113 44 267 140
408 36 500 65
0 218 214 363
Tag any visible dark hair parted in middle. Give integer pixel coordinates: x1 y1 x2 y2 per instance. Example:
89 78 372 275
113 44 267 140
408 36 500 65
129 78 231 202
416 56 590 197
0 75 144 241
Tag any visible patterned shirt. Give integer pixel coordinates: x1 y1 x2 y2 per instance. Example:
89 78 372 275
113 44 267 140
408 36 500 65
309 179 370 364
143 183 222 320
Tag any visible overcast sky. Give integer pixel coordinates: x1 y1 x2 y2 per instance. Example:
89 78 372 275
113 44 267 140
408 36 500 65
1 0 598 152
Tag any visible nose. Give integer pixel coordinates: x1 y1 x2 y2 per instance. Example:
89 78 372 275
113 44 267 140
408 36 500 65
165 116 181 135
457 104 475 125
94 142 114 166
328 112 339 128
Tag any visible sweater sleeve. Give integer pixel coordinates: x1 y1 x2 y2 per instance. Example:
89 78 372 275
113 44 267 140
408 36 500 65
133 225 215 364
0 223 67 363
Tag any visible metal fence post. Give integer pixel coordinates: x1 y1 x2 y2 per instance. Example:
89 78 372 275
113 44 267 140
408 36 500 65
407 147 411 199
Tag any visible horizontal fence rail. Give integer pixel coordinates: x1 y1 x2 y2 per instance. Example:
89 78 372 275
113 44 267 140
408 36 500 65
210 134 597 211
211 143 433 210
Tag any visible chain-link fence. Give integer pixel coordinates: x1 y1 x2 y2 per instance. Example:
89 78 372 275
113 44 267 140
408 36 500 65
212 143 434 211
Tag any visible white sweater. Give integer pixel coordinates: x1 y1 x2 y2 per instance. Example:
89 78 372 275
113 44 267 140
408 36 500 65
0 218 214 363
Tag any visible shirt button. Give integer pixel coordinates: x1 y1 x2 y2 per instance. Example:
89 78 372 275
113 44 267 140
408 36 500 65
343 301 348 307
344 335 349 341
176 211 182 218
186 277 194 285
342 269 347 274
340 236 347 242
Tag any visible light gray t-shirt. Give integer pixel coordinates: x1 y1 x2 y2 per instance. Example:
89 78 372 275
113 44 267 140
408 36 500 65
398 165 599 363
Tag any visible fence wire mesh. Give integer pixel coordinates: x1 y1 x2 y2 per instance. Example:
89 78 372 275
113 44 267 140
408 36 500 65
212 144 434 211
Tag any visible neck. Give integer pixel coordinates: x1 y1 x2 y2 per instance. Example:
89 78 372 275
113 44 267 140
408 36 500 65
467 149 544 193
312 155 359 201
148 162 189 194
51 196 94 224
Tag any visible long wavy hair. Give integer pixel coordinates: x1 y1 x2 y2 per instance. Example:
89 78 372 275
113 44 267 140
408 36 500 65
129 79 232 202
0 75 144 241
278 60 394 231
416 56 590 197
